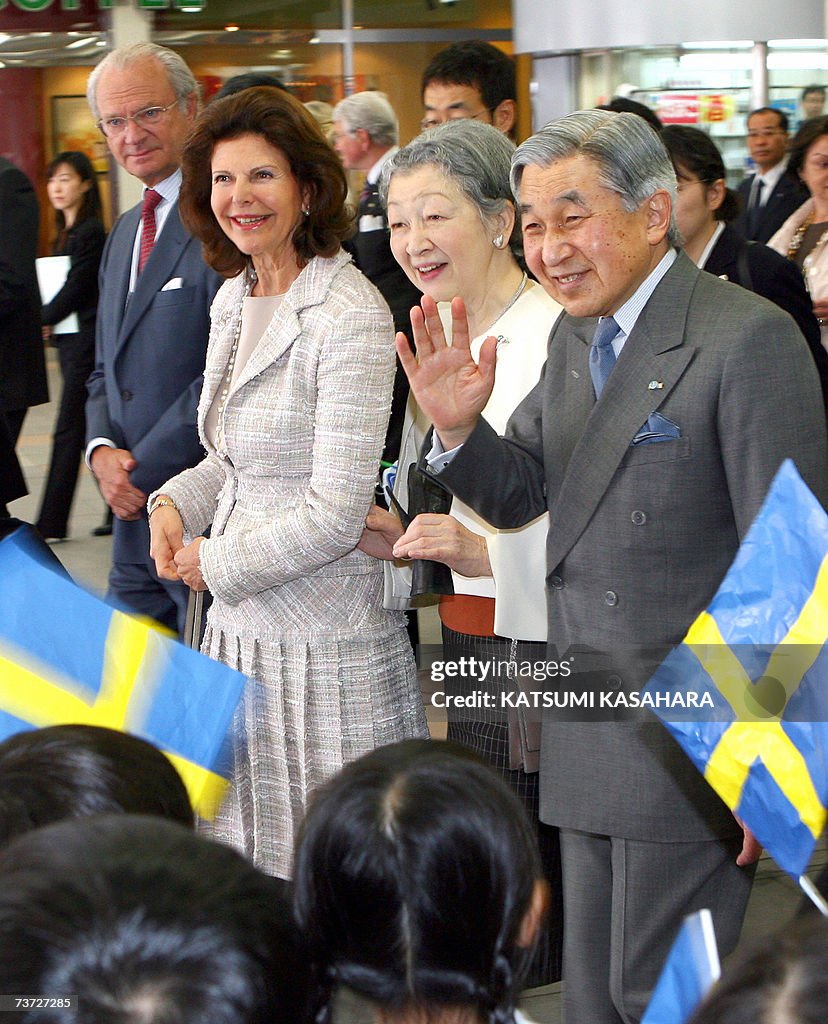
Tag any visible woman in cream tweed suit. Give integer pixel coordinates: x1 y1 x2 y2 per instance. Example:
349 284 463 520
149 87 426 878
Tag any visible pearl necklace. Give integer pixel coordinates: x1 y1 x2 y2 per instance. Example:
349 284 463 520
215 267 256 455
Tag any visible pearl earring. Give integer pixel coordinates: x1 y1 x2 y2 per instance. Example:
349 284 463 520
492 233 504 248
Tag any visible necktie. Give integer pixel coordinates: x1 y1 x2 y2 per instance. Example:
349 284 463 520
589 316 619 399
138 188 162 273
748 177 765 237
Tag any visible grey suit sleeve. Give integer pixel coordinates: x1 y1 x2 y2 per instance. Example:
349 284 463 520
718 304 828 531
435 370 549 529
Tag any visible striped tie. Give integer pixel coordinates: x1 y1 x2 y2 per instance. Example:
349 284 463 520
138 188 162 273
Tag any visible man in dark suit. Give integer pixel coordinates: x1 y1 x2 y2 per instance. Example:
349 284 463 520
333 91 421 464
734 107 809 243
395 111 828 1023
0 156 47 447
85 42 221 634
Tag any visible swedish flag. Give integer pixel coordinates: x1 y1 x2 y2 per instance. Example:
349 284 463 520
0 528 246 818
644 459 828 879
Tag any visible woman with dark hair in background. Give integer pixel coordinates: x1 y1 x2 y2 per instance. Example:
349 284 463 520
770 115 828 355
149 87 426 879
294 739 548 1024
662 124 828 408
35 151 106 541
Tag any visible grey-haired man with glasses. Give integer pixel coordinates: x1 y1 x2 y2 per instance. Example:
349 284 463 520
85 42 221 635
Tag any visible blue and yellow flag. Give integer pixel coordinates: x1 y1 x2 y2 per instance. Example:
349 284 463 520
0 528 246 818
644 459 828 879
641 909 720 1024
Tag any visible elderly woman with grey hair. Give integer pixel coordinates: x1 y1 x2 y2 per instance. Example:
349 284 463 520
358 119 564 985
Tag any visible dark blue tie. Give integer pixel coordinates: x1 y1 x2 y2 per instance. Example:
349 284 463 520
589 316 619 399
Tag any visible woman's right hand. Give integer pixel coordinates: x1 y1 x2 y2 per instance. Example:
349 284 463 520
149 504 185 581
392 513 492 578
357 504 405 560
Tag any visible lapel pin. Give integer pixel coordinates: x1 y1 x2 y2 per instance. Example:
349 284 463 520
648 380 664 390
571 369 580 379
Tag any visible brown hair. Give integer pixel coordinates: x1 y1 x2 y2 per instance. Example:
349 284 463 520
180 86 350 277
788 114 828 180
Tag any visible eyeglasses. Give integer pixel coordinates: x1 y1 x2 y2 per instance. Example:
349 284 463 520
675 177 712 193
97 102 180 138
420 107 493 132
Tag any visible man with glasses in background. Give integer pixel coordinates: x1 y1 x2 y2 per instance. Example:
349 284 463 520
85 42 221 635
420 40 516 138
734 106 809 243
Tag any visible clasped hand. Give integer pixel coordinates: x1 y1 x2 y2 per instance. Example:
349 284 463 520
149 506 208 591
395 295 498 451
358 504 491 578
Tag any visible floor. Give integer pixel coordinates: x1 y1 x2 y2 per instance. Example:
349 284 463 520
9 352 828 1022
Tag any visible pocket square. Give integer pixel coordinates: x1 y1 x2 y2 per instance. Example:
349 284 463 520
631 411 681 445
161 277 184 291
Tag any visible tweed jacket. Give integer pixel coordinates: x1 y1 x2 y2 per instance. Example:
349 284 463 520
158 250 398 635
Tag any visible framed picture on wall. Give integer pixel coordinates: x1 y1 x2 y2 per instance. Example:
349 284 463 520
51 94 109 173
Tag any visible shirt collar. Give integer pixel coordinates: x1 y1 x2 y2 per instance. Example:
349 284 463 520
144 168 182 205
367 145 398 185
608 248 677 340
696 221 726 270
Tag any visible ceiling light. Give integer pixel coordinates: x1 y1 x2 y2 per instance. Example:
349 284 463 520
225 24 240 32
66 36 97 49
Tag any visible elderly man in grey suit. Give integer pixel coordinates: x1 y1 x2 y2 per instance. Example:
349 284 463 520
395 110 828 1023
85 43 221 634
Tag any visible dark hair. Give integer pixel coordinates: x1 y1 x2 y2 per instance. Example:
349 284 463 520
180 86 350 276
748 106 789 132
45 150 102 240
689 916 828 1024
802 85 826 102
660 125 740 222
294 739 542 1024
421 40 516 113
213 72 288 101
596 96 662 132
787 114 828 179
0 815 309 1024
0 724 193 846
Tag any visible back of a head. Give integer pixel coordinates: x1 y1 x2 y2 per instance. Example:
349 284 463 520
294 739 541 1024
0 815 307 1024
660 125 739 222
421 40 516 111
333 91 398 147
213 72 287 102
596 96 662 132
689 916 828 1024
0 725 193 847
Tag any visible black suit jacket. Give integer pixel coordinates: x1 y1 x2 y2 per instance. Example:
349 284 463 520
734 168 810 243
705 224 828 410
348 177 423 465
0 157 47 415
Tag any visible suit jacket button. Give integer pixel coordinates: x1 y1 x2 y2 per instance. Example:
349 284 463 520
121 389 133 401
605 590 618 606
631 510 646 525
550 575 565 590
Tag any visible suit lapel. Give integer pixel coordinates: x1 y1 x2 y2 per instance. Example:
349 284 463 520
107 205 141 338
703 227 737 280
545 254 699 572
118 203 188 346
